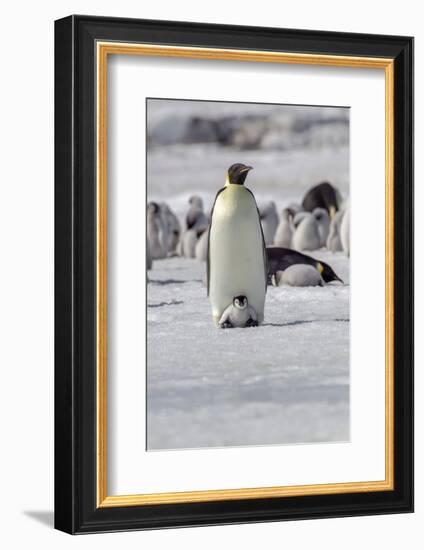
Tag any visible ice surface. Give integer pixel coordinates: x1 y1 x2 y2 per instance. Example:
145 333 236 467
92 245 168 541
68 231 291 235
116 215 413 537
147 252 349 450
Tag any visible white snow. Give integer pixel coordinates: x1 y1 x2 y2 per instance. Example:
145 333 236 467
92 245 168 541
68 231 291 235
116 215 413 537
147 252 349 450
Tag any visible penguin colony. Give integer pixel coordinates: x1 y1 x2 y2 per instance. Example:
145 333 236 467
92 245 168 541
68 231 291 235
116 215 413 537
147 171 349 328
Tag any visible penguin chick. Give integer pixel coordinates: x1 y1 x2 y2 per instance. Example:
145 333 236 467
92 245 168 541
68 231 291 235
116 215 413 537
218 295 258 328
292 212 321 251
160 202 180 254
274 207 293 247
326 210 344 252
186 195 208 232
179 229 198 258
340 201 350 256
271 265 324 287
259 201 279 245
147 202 167 259
313 207 330 247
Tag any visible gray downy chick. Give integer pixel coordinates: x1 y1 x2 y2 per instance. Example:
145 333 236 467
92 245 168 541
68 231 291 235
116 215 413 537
271 264 324 287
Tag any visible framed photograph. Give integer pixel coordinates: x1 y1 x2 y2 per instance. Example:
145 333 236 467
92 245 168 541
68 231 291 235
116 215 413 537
54 15 413 534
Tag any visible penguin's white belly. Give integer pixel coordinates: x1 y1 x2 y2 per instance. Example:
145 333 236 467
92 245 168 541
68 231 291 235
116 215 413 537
209 186 266 325
262 215 278 245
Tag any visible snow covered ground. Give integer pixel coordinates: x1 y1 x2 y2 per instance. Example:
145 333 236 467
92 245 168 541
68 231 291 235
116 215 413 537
147 252 349 450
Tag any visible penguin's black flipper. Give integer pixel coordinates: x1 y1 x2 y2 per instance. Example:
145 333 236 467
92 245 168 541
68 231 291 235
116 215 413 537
206 187 226 297
245 188 269 294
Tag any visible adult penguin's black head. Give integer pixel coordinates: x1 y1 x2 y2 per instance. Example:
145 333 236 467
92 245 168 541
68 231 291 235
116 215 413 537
317 261 344 284
227 163 253 185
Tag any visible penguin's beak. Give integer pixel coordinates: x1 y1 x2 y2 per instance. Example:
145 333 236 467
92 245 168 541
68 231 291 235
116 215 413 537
241 166 253 173
335 275 344 284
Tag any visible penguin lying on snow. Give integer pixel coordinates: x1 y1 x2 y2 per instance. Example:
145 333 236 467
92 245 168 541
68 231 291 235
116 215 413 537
218 295 258 328
271 264 324 287
208 163 267 328
266 246 343 285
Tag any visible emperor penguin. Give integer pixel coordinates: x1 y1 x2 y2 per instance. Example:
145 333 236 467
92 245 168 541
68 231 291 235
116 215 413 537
326 209 344 252
195 226 209 261
186 195 208 232
207 163 267 327
302 181 340 218
218 295 258 329
312 207 330 247
147 202 167 259
274 207 294 248
266 247 343 285
292 211 321 251
160 202 180 254
146 238 153 270
179 229 198 258
259 201 279 245
340 200 350 256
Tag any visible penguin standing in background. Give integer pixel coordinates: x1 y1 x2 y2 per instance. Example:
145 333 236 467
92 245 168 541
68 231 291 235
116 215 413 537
178 195 208 258
259 201 279 245
208 163 267 328
195 226 209 261
302 181 340 218
186 195 208 232
340 200 350 256
326 209 344 252
274 207 294 248
178 229 198 258
313 207 330 247
160 202 180 254
292 211 321 251
147 202 167 259
146 238 153 270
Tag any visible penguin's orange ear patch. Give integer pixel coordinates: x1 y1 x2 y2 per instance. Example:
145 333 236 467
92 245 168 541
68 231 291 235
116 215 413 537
317 263 324 274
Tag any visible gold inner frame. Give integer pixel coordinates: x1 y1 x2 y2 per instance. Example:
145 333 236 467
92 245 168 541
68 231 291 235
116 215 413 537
96 42 395 508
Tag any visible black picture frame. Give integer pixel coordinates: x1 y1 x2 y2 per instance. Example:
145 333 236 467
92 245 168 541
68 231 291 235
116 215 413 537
55 15 414 534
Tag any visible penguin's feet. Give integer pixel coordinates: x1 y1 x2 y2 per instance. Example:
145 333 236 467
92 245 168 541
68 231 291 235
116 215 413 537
245 318 258 327
219 320 234 329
